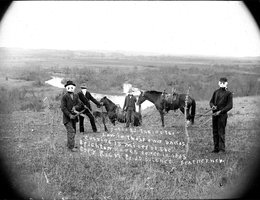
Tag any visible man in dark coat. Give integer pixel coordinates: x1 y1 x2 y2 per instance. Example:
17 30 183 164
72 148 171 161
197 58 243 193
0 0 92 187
77 84 101 133
209 77 233 153
60 80 83 152
123 88 137 128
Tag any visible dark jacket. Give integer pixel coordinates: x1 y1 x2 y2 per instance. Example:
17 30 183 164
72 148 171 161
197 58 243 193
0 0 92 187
77 91 101 111
209 88 233 114
123 94 137 112
61 92 83 124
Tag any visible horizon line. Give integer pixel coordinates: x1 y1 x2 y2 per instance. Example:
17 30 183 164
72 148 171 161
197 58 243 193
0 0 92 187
1 46 260 60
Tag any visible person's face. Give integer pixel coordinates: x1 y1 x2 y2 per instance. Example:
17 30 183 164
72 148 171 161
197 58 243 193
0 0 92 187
82 88 87 95
218 81 228 88
66 85 75 93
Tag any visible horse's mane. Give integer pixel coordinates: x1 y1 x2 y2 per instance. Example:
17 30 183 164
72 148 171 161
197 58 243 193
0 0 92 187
145 90 162 95
105 97 116 106
102 96 117 112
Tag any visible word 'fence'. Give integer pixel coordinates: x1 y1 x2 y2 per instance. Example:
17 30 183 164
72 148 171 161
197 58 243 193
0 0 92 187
80 127 225 165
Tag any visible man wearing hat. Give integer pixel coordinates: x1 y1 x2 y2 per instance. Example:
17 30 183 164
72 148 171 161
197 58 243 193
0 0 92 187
77 83 101 133
209 77 233 153
123 88 137 128
61 80 83 152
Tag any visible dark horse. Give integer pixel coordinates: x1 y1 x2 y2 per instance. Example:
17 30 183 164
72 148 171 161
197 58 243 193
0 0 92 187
136 90 196 127
72 105 108 132
100 96 142 126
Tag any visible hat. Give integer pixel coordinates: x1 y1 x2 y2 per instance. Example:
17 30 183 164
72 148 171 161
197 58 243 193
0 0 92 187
219 77 228 82
80 84 87 89
64 80 76 88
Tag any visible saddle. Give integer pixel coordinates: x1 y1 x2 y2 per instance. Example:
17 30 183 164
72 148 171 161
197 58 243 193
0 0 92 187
165 93 178 102
162 92 179 112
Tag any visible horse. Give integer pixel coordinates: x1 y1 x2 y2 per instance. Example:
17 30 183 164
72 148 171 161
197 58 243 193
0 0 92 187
100 96 142 126
136 90 196 127
72 105 108 132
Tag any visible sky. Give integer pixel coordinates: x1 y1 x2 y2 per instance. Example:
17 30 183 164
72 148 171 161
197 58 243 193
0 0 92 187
0 1 260 57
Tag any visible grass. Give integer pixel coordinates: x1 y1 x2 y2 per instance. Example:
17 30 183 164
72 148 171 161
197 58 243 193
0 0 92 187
0 95 259 199
0 49 260 199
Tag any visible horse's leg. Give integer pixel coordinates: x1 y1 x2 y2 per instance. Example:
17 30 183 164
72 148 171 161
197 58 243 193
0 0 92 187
179 106 185 114
186 106 192 123
159 110 165 127
102 115 108 132
180 106 191 125
185 105 190 120
180 106 188 120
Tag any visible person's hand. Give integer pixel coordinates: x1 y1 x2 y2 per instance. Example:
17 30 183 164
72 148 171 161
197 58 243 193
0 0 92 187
212 106 217 110
71 106 76 112
70 114 76 120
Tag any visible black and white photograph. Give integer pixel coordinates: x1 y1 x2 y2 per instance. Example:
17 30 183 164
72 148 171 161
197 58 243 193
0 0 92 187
0 1 260 199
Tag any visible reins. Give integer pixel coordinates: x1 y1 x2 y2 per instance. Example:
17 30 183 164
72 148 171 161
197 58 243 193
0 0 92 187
196 107 214 119
195 107 215 127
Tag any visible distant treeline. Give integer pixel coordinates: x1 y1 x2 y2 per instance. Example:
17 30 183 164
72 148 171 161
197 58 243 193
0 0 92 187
1 64 259 113
60 65 260 100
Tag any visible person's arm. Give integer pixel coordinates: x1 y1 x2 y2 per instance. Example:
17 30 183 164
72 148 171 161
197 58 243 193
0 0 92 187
74 94 85 111
88 92 101 107
134 96 137 103
220 92 233 114
78 92 83 102
209 91 217 110
61 95 75 119
123 96 127 111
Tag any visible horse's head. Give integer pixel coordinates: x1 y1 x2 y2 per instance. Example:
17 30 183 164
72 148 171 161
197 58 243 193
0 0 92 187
100 96 108 105
137 91 146 105
100 96 117 113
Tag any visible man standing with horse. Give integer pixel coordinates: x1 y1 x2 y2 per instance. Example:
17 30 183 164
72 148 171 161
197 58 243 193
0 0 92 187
123 88 137 128
60 80 83 152
77 84 101 133
210 77 233 153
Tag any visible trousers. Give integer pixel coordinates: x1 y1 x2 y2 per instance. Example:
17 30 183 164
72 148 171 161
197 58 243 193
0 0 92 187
126 108 135 127
212 113 227 151
79 109 97 132
64 120 76 149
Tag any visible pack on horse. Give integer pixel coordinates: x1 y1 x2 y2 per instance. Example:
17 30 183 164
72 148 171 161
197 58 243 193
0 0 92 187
136 90 196 127
100 96 142 126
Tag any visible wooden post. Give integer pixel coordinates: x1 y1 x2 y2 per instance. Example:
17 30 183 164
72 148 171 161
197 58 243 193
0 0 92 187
184 86 190 155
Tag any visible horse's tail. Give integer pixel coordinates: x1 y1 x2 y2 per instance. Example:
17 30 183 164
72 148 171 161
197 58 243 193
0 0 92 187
190 98 196 124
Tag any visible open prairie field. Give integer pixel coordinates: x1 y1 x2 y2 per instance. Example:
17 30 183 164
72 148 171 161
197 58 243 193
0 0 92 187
0 48 260 199
0 93 260 199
